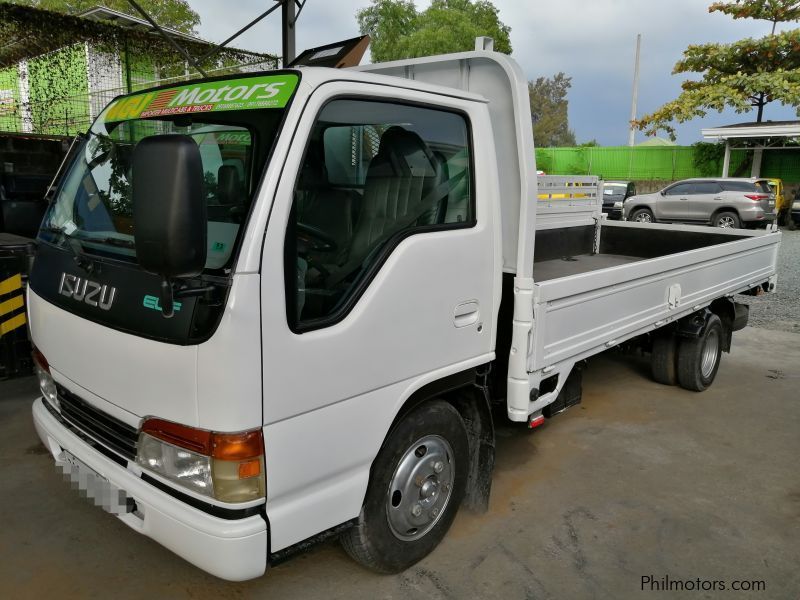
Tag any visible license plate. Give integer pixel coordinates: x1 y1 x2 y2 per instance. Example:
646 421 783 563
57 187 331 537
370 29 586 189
56 450 134 515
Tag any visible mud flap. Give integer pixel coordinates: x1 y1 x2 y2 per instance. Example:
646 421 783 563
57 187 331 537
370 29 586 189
543 367 583 418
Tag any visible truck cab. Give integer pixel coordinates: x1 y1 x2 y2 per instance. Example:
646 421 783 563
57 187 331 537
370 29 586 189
30 65 503 580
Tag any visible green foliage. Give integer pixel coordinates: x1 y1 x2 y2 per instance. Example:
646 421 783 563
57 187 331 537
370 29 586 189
709 0 800 25
356 0 416 62
637 0 800 138
357 0 511 62
691 141 727 175
10 0 200 33
0 2 275 135
529 72 576 147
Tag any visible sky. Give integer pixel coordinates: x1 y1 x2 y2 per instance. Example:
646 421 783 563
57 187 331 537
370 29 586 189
190 0 797 146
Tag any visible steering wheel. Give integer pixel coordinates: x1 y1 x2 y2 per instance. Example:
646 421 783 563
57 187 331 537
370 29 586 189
296 222 338 253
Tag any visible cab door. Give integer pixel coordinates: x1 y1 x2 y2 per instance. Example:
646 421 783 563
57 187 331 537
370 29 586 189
257 82 498 551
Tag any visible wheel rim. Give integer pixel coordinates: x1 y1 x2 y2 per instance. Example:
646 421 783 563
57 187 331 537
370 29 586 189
701 329 720 379
717 216 736 228
635 212 652 223
386 435 455 541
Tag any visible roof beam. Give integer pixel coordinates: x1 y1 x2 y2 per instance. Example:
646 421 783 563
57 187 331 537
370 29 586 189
125 0 207 77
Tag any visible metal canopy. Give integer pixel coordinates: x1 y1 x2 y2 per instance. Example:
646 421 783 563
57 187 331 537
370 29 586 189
124 0 308 75
701 121 800 178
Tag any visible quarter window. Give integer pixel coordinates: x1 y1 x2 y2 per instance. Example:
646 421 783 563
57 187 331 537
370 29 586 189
285 99 474 329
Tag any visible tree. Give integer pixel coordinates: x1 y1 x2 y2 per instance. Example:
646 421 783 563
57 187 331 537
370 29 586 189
636 0 800 138
357 0 511 62
10 0 200 34
529 72 576 147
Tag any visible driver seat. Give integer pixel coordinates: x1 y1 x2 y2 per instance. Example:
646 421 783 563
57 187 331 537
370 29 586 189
347 126 443 267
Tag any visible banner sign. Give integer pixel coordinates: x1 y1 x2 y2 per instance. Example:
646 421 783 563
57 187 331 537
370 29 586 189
104 74 299 122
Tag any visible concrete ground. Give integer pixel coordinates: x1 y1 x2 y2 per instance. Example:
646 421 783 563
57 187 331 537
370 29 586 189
1 327 798 599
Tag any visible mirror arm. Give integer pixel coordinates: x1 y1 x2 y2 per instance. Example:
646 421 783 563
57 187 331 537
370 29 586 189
159 277 175 319
174 284 217 300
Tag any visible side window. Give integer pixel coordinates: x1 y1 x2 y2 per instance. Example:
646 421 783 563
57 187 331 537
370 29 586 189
285 98 474 330
693 181 721 194
665 183 693 196
720 181 754 192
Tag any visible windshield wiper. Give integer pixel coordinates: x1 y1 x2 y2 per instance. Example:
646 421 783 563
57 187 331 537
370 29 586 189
93 236 135 249
40 226 98 273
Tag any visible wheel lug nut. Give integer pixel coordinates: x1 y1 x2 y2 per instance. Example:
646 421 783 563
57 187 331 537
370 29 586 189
411 505 422 517
433 461 444 473
431 508 439 517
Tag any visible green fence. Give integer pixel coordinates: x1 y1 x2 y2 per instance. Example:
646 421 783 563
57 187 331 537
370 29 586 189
535 146 800 182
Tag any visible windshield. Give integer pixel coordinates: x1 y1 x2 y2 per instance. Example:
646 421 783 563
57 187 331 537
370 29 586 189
603 183 627 198
40 73 298 274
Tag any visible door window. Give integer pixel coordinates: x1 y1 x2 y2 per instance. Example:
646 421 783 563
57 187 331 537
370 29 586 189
285 99 474 330
664 183 694 196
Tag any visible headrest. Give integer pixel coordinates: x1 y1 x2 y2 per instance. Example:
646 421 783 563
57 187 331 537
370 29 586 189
375 126 436 177
217 165 242 206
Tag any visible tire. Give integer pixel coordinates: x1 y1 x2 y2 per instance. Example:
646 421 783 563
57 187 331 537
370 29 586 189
341 401 469 573
677 314 724 392
651 331 678 386
712 211 740 229
630 208 655 223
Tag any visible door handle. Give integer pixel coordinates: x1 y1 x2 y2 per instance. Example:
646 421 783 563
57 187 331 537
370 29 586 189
714 197 723 200
453 300 480 328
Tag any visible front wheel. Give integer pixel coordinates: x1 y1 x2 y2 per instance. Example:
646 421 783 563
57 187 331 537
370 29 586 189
712 211 740 229
630 208 655 223
677 314 724 391
341 401 469 573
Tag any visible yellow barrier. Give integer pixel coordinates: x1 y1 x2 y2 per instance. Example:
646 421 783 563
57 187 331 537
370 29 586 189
0 273 26 338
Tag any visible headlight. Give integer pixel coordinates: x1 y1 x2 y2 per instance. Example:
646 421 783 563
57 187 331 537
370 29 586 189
32 348 58 409
613 201 623 208
136 418 265 503
793 201 800 210
137 433 213 495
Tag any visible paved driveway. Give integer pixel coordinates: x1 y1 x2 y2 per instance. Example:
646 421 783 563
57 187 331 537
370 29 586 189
1 326 798 599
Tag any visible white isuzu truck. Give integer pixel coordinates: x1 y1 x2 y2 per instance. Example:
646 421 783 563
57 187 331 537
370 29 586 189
29 44 780 580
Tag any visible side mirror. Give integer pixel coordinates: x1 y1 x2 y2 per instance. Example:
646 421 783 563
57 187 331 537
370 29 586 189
133 135 206 317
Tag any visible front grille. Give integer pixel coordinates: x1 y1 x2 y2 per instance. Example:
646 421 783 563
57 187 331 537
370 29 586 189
57 386 139 461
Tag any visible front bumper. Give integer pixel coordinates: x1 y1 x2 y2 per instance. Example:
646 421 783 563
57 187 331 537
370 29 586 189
32 398 268 581
792 201 800 223
602 206 623 220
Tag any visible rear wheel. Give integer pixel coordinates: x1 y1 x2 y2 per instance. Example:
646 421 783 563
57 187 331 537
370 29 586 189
677 314 723 391
651 331 678 386
341 401 469 573
630 208 655 223
713 211 740 229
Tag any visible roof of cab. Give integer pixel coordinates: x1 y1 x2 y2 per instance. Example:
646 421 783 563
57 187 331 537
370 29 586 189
292 66 489 104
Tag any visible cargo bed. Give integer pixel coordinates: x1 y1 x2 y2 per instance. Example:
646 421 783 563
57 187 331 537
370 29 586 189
505 220 780 420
